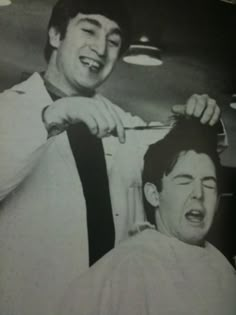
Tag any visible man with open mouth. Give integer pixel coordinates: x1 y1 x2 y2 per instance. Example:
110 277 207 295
0 0 223 314
59 117 236 315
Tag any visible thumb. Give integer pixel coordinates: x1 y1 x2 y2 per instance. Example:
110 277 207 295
171 104 186 115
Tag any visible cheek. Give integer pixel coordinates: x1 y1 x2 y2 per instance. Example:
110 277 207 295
62 33 83 55
107 48 120 63
162 186 191 208
163 187 193 225
159 189 182 219
58 43 73 63
204 192 218 215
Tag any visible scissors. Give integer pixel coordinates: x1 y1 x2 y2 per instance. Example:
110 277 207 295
124 124 171 130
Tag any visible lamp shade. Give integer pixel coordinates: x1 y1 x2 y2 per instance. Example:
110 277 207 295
219 0 236 4
230 94 236 110
0 0 11 6
123 35 162 66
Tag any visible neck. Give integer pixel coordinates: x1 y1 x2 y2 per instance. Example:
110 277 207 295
155 215 173 239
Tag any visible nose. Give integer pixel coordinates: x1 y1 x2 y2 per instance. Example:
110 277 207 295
90 34 107 57
191 180 203 200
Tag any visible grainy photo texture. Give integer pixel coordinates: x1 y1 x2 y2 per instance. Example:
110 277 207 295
0 1 235 315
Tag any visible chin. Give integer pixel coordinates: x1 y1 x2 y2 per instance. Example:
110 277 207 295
73 80 96 93
80 78 103 90
184 234 206 246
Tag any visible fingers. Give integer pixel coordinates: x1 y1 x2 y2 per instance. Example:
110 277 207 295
84 115 99 136
209 105 220 126
191 95 207 117
79 98 125 143
81 106 110 138
50 96 126 142
172 94 221 126
102 100 125 143
171 104 185 115
92 108 114 138
186 95 198 116
201 99 219 126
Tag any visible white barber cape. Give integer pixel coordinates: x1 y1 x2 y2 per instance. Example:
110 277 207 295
59 229 236 315
0 73 169 315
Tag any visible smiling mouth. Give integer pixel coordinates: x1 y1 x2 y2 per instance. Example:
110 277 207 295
185 209 205 224
79 57 103 72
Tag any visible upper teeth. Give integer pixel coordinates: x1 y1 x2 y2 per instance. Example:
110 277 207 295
189 210 202 216
185 210 204 222
81 57 101 69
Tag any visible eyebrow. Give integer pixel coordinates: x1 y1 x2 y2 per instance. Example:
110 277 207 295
78 17 122 36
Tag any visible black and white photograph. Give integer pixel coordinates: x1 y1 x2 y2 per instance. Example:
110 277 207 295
0 0 235 314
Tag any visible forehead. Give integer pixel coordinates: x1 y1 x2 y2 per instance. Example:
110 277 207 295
168 150 216 179
69 13 121 33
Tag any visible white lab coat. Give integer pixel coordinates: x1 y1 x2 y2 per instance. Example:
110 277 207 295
0 73 169 315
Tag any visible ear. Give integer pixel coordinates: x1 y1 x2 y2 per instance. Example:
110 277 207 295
144 182 160 208
48 27 61 49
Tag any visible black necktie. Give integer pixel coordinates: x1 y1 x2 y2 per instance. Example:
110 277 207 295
44 84 115 266
67 123 115 266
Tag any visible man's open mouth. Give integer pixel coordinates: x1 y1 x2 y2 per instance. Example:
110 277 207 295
185 209 205 224
79 57 103 72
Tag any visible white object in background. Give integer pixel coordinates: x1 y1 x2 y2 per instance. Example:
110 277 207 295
220 0 236 4
123 35 163 66
0 0 11 6
230 94 236 110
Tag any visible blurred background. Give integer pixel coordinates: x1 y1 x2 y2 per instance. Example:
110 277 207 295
0 0 235 262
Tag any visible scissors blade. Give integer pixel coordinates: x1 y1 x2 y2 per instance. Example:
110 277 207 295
124 125 171 130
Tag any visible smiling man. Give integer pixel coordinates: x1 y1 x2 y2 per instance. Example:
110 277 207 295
45 13 123 95
59 118 236 315
0 0 223 315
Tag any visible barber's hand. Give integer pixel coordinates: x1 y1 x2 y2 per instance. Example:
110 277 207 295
43 96 125 143
171 94 220 126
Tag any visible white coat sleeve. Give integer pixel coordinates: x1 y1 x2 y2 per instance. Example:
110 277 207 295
0 87 53 201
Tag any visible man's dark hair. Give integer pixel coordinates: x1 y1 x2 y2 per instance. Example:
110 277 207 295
142 117 222 225
44 0 131 62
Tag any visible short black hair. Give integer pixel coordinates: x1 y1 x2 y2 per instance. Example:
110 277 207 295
142 117 222 225
44 0 131 62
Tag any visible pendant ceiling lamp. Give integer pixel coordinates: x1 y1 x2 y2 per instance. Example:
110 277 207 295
230 94 236 110
123 35 163 66
219 0 236 4
0 0 11 6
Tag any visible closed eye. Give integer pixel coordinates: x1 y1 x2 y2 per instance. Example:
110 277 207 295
203 180 217 190
175 180 192 185
173 175 193 185
108 39 120 47
82 28 95 35
108 34 121 47
108 40 119 47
